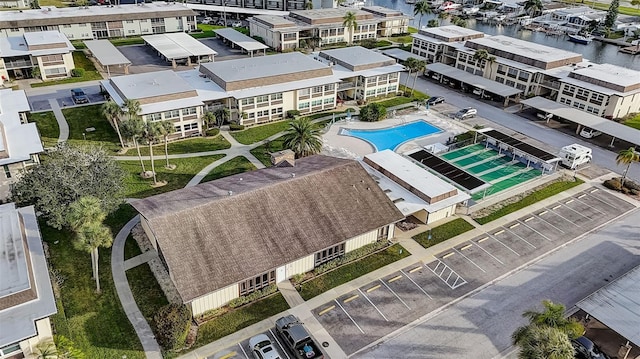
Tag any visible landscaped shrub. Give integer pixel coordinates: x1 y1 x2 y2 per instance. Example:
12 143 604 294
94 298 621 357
359 102 387 122
227 284 278 308
286 110 300 119
603 178 622 191
313 240 389 275
228 124 245 131
70 68 85 77
205 128 220 137
153 304 192 351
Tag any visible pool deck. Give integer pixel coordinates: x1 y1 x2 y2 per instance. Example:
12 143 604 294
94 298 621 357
322 108 468 158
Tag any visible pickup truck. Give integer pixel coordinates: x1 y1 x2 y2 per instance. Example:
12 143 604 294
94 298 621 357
275 315 324 359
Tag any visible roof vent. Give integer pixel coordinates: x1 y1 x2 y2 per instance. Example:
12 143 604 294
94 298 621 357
291 173 296 178
239 177 243 181
228 190 233 196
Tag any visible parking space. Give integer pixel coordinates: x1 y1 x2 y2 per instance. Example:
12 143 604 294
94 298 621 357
209 328 290 359
28 85 105 111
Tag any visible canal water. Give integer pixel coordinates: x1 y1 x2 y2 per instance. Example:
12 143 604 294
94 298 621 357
373 0 640 69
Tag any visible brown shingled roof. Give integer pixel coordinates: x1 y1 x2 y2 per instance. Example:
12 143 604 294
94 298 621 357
132 155 404 303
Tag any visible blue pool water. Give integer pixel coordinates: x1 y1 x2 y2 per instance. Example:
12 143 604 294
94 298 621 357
341 121 442 151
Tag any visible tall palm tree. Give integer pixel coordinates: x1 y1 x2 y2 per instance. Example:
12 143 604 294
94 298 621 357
413 0 433 29
473 49 489 66
121 117 146 174
141 121 163 184
122 99 142 122
101 101 125 148
404 57 420 89
215 107 230 126
282 117 323 158
523 0 543 17
438 11 450 25
158 120 175 169
411 60 426 95
515 325 575 359
616 147 639 186
202 111 217 130
513 300 584 344
67 196 113 293
304 0 312 9
343 11 358 44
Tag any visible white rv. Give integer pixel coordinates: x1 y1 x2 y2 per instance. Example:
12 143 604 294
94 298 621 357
559 144 592 169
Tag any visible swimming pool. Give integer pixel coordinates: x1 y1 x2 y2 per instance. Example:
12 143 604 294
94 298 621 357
341 121 442 151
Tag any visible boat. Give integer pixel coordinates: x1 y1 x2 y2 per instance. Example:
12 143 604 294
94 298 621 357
568 34 594 44
406 0 416 3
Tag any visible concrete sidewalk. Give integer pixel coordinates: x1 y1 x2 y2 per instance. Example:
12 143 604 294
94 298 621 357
49 99 69 142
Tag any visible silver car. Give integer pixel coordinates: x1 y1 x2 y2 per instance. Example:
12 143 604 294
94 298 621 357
249 334 281 359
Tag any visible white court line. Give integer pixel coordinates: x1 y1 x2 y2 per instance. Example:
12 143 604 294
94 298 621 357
546 206 580 227
269 328 291 359
503 227 537 249
533 212 567 233
453 247 486 273
518 219 553 242
471 240 505 265
400 269 433 299
379 279 411 310
572 197 606 215
238 343 250 359
487 233 520 256
358 288 388 322
335 299 365 334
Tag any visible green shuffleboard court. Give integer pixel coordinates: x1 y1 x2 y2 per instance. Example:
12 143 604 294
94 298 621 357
441 144 486 160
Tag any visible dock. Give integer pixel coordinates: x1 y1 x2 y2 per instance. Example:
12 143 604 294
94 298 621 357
620 45 640 55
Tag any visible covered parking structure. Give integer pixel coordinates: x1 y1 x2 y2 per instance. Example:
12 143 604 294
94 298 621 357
382 48 426 63
142 33 217 68
477 128 560 173
426 62 522 107
214 28 268 57
84 40 131 76
521 96 640 147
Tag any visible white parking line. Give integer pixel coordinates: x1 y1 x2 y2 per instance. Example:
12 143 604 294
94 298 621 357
358 288 388 322
453 247 486 273
269 329 291 359
573 197 606 215
503 227 537 249
583 192 622 210
533 213 567 233
335 299 365 334
546 206 580 226
238 343 250 359
400 269 433 299
379 279 411 310
471 241 505 265
487 233 520 256
427 260 467 289
560 202 593 221
518 219 552 242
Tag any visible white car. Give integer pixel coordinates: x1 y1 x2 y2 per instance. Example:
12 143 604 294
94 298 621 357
201 17 213 24
249 334 281 359
455 107 477 119
231 21 243 27
579 127 602 139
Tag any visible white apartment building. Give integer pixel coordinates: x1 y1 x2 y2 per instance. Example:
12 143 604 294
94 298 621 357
410 25 484 64
0 0 28 8
0 3 197 40
0 89 43 200
0 31 75 84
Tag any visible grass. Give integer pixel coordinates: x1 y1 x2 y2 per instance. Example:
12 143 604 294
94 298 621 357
46 203 145 359
201 156 257 183
413 218 475 249
250 137 285 167
473 178 585 225
124 234 142 260
399 84 429 101
299 244 410 300
120 155 225 198
193 293 289 347
623 113 640 130
230 120 291 145
62 104 122 153
391 35 414 44
116 136 231 157
126 263 169 336
408 27 418 34
372 96 415 108
28 111 59 147
31 51 103 87
192 24 226 38
586 2 640 16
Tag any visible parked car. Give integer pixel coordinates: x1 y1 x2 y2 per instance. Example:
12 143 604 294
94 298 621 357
454 107 477 119
572 336 610 359
71 88 89 104
427 96 445 105
231 20 243 27
275 315 323 359
249 334 281 359
579 127 602 139
216 19 227 26
201 17 213 24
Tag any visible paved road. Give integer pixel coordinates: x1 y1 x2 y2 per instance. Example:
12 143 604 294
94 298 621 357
404 74 640 183
353 206 640 359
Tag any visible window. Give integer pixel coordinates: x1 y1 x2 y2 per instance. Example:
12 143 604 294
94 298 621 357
128 30 136 34
311 99 322 106
241 98 255 106
516 83 526 91
324 97 334 104
298 88 310 97
248 112 255 118
44 67 66 75
590 93 605 105
256 95 269 103
2 165 11 179
63 24 71 28
507 68 518 79
497 64 506 75
182 107 197 116
312 86 323 94
388 85 397 92
298 102 309 109
377 225 389 239
586 105 599 114
271 107 283 114
324 84 334 91
366 89 376 96
174 125 182 132
495 77 505 84
257 110 269 117
147 113 162 122
126 20 135 24
572 102 585 110
505 79 515 87
164 110 180 119
377 87 386 93
184 123 198 130
559 97 571 105
576 88 589 101
314 243 345 266
562 85 575 96
271 93 283 101
0 343 21 356
518 72 530 82
239 270 276 296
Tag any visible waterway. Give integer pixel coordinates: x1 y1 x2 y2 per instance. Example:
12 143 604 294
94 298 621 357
372 0 640 69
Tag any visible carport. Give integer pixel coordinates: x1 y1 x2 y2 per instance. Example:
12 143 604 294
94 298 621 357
84 40 131 76
520 96 640 147
382 48 426 63
426 63 522 107
142 33 217 68
576 265 640 359
214 28 268 57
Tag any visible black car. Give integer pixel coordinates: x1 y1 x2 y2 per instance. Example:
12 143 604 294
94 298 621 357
427 96 445 105
572 336 610 359
71 89 89 104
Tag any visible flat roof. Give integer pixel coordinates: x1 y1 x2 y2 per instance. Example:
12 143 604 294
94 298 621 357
466 35 582 65
109 70 195 100
215 28 269 52
419 25 484 39
0 89 42 166
520 97 640 146
186 3 288 16
406 149 488 192
142 33 217 60
478 129 559 162
290 8 371 20
576 265 640 346
23 31 64 46
427 63 522 97
382 48 425 62
0 31 74 57
319 46 395 69
569 63 640 91
251 14 297 27
84 39 131 66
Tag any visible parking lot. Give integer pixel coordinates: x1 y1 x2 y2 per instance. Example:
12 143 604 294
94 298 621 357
29 85 105 112
312 188 635 355
209 327 293 359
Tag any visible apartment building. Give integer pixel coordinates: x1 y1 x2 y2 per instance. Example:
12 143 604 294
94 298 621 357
410 25 484 64
0 31 75 84
0 0 28 8
249 6 409 51
0 3 197 40
0 89 43 199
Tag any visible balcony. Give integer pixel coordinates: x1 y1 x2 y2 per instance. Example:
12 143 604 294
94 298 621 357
540 81 560 90
5 59 33 69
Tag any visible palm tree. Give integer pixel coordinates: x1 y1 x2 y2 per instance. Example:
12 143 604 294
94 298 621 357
413 0 433 29
121 117 146 174
282 117 323 158
67 196 113 293
343 11 358 44
304 0 312 9
473 49 489 66
632 0 640 11
523 0 543 17
122 99 142 122
616 147 639 186
141 121 163 184
514 325 575 359
101 101 125 148
438 11 450 25
214 107 230 126
513 300 584 344
202 111 217 130
309 33 322 51
33 340 57 359
158 120 175 169
411 60 426 96
404 57 420 89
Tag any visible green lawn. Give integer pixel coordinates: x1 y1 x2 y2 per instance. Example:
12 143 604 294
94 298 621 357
31 51 103 87
399 85 429 101
408 27 418 33
250 137 285 167
46 204 145 359
623 113 640 130
62 104 122 153
473 179 585 224
192 24 226 38
230 120 291 145
201 156 257 183
124 234 142 260
116 136 231 157
587 2 640 16
391 35 414 44
413 218 475 248
28 111 59 147
126 263 169 337
372 96 415 108
120 155 225 198
299 244 410 300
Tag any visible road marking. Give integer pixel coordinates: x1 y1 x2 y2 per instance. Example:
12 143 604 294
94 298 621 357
478 237 488 243
219 352 237 359
238 343 250 359
503 226 536 249
400 269 433 298
388 275 402 283
442 252 455 259
487 233 520 256
358 288 388 322
584 192 623 210
560 202 593 221
344 294 359 303
453 247 486 272
546 207 580 227
524 217 534 222
509 223 520 229
335 299 365 334
552 205 562 210
269 328 291 359
566 199 574 204
318 305 335 316
539 210 548 216
379 279 411 310
494 230 505 235
460 244 472 250
409 266 423 273
471 240 504 265
591 188 598 193
519 219 553 242
366 284 380 293
573 197 606 215
578 194 587 199
427 260 467 289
